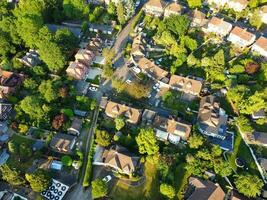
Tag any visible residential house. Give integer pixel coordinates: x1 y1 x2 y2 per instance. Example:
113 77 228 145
75 49 95 66
137 57 169 82
0 102 12 121
259 158 267 172
50 133 76 154
260 5 267 24
105 101 141 124
142 109 156 124
67 117 83 136
197 95 233 151
0 190 27 200
251 108 266 120
18 49 40 67
94 145 140 176
252 131 267 147
0 148 9 166
0 70 24 99
227 0 248 12
66 61 89 80
164 2 182 18
0 122 9 143
0 122 7 134
131 34 145 57
206 17 232 36
143 0 166 17
185 177 225 200
229 190 250 200
153 115 191 144
191 10 207 27
227 26 256 48
88 24 114 35
169 75 203 96
251 36 267 58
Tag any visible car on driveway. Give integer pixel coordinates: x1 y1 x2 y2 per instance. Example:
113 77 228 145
89 86 98 92
102 175 112 183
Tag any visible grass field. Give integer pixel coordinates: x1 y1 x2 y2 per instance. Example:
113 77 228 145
110 161 160 200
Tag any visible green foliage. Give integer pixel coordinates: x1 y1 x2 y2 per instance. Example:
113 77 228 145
63 0 89 20
213 158 232 177
61 108 74 118
0 29 15 57
38 80 59 102
23 78 39 90
236 116 254 133
0 164 25 186
92 179 108 199
25 169 51 192
164 15 190 36
117 2 125 25
249 10 262 30
95 129 112 147
125 0 135 20
115 117 125 131
8 140 18 154
61 155 73 166
235 173 263 198
18 124 29 135
160 183 175 199
136 128 159 155
186 0 202 8
188 134 204 149
238 92 266 115
76 96 93 111
107 2 116 16
229 65 245 74
55 28 78 53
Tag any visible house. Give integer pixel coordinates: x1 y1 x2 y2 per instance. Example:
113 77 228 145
105 101 141 124
0 122 7 134
251 36 267 58
75 49 95 66
169 75 203 96
191 10 207 27
260 5 267 24
259 158 267 172
50 133 76 154
185 177 225 200
137 57 169 81
68 117 83 136
0 149 9 166
197 95 234 151
0 102 12 121
0 70 24 99
229 190 251 200
164 2 182 18
251 108 266 120
252 131 267 147
66 61 89 80
206 17 232 36
142 109 156 124
153 115 191 144
227 0 248 12
94 145 140 176
143 0 166 17
88 24 114 35
18 49 40 67
131 34 145 57
0 190 27 200
47 24 82 38
227 26 256 48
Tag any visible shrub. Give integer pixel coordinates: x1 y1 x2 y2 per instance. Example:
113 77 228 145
61 155 73 167
18 124 29 135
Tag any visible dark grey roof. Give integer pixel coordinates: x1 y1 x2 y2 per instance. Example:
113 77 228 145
142 109 156 122
0 102 12 121
46 24 81 37
254 132 267 145
260 158 267 170
89 24 114 32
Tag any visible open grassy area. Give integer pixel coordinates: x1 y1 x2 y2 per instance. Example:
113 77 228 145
110 161 160 200
227 131 260 177
174 163 191 200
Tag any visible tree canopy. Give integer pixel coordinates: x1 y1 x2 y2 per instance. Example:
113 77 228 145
25 169 51 192
136 128 159 155
160 183 175 199
92 179 108 199
95 129 112 147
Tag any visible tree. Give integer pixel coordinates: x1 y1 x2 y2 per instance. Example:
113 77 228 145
239 92 266 115
181 36 198 51
102 48 115 65
25 169 51 192
52 114 67 130
112 78 126 93
117 2 125 25
127 82 150 99
18 124 29 135
249 10 262 30
211 145 222 157
125 0 135 20
8 140 18 154
0 164 25 186
23 78 39 90
38 80 59 102
107 2 116 16
63 0 89 20
91 179 108 199
160 183 175 199
213 159 232 177
19 143 32 160
0 29 15 57
55 28 78 53
136 128 159 155
115 117 125 131
164 15 190 36
236 115 254 133
186 0 202 8
61 155 73 166
188 134 204 149
95 129 112 147
235 174 263 198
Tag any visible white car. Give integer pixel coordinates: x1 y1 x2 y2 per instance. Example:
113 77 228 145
126 79 132 85
102 175 112 183
89 86 98 91
132 67 141 74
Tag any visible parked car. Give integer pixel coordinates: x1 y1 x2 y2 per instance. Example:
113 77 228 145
89 86 98 91
132 66 141 74
102 175 112 183
126 79 132 85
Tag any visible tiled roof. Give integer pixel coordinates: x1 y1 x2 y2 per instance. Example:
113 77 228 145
208 17 232 30
66 61 89 80
50 133 76 153
146 0 166 8
230 26 255 42
165 2 182 12
254 36 267 51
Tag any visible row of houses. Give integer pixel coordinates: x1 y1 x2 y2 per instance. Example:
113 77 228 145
66 37 103 80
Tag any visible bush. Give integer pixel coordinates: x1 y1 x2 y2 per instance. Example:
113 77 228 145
61 155 73 167
236 116 253 133
60 108 74 118
18 124 29 135
83 137 95 187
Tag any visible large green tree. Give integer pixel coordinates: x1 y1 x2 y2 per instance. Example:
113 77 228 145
188 134 204 149
115 117 125 131
55 28 78 53
63 0 89 20
235 174 263 198
160 183 175 199
117 2 125 25
0 164 25 186
38 80 59 102
92 179 108 199
136 128 159 155
95 129 112 147
25 169 51 192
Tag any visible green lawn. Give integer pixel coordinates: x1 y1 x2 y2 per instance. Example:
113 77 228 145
227 131 260 177
110 161 160 200
174 163 191 200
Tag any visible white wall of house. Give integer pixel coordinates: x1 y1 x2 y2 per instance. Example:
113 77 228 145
207 23 232 36
251 44 267 57
227 33 256 47
261 14 267 24
227 1 246 12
